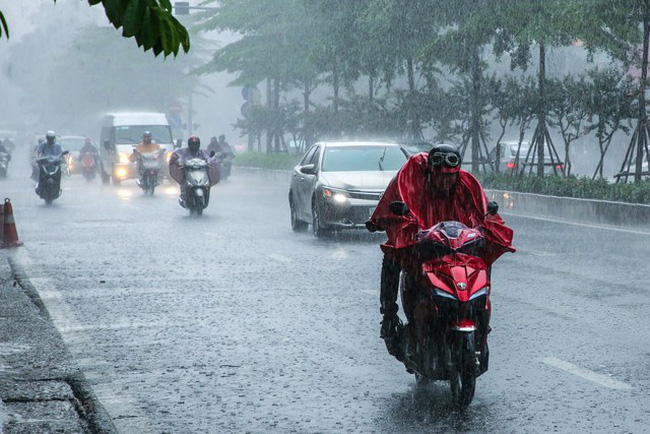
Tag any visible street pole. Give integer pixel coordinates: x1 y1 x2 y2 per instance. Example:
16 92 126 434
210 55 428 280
188 92 193 136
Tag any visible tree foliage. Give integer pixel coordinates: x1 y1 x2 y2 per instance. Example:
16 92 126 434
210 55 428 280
1 1 189 57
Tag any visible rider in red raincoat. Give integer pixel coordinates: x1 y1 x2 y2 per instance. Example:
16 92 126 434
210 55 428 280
366 144 515 359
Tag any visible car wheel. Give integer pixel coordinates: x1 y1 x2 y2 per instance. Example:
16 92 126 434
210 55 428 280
312 200 330 238
290 194 308 232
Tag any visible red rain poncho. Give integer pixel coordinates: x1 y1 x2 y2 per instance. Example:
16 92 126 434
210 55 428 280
369 153 515 265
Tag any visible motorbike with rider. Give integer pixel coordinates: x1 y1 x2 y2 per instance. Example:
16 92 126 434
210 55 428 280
130 131 163 195
34 131 69 204
78 137 100 181
207 135 234 181
366 144 515 407
169 135 220 215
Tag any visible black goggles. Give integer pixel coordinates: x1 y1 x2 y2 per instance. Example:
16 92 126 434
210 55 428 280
430 152 460 167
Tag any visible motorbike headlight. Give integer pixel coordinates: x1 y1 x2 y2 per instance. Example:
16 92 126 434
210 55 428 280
434 287 458 300
119 152 131 164
166 152 172 163
469 286 489 301
323 187 348 203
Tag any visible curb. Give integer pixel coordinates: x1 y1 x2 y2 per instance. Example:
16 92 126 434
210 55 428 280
6 254 118 434
487 190 650 229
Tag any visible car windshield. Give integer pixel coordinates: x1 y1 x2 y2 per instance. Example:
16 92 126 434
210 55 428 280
321 146 407 172
403 143 433 155
113 125 172 144
60 138 86 152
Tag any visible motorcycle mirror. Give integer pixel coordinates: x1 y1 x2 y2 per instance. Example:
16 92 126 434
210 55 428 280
175 139 182 149
487 201 499 215
389 201 410 216
61 150 70 156
103 140 111 150
210 150 216 158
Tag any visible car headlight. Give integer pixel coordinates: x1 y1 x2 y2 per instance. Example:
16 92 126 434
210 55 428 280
119 152 131 164
323 187 348 203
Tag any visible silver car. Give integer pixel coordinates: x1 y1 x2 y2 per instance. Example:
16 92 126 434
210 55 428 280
289 141 408 237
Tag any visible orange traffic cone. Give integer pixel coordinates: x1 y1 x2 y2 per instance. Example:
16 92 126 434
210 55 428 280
2 197 22 248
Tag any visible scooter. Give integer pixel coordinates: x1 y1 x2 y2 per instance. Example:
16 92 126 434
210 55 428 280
135 150 164 195
179 158 214 216
35 150 69 205
79 152 97 181
0 150 10 178
383 201 499 408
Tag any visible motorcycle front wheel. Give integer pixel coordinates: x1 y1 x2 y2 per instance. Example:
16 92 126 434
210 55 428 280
449 332 477 409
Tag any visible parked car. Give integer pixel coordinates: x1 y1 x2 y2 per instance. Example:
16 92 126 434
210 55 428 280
59 135 87 174
489 141 564 175
288 141 408 237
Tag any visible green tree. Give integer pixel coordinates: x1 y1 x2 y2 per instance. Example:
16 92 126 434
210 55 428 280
583 67 636 179
494 0 579 177
1 1 189 57
572 0 650 183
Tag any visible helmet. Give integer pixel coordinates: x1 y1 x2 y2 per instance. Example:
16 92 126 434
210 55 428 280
45 130 56 145
188 135 201 153
84 137 92 145
427 144 461 174
218 134 225 142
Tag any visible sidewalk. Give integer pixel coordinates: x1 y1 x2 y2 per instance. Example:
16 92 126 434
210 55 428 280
0 249 116 433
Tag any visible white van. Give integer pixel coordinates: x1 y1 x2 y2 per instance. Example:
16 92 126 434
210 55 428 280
99 112 175 184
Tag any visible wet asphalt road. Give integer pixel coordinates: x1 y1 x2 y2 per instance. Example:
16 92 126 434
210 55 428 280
2 153 650 433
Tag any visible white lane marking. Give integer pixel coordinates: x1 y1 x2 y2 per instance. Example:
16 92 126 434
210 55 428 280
502 211 650 236
268 253 292 263
539 357 633 390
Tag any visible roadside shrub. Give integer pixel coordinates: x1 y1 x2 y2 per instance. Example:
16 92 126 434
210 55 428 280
232 152 302 170
477 173 650 205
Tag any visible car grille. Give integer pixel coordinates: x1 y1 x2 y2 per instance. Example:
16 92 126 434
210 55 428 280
347 190 383 201
347 206 376 224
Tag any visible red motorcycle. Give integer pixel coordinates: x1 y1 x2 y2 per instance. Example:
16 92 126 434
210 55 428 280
385 201 499 408
79 152 97 181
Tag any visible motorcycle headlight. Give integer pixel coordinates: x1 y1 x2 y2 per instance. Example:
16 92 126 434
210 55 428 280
469 286 489 301
323 187 348 203
434 287 458 300
166 152 172 163
119 152 131 164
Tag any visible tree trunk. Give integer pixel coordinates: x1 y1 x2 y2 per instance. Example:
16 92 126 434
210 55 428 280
274 78 281 153
537 43 547 177
407 57 421 139
332 57 340 138
635 10 650 183
303 80 313 148
266 77 273 153
470 47 481 173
